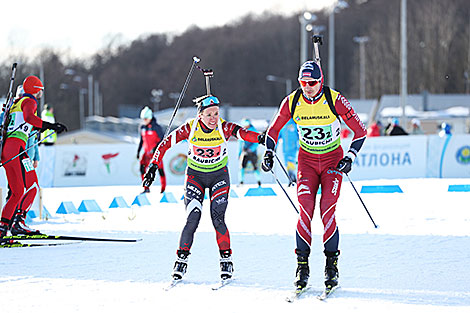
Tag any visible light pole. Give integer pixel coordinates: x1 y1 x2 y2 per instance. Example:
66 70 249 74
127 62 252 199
299 12 317 66
400 0 407 126
353 36 369 99
88 75 93 117
266 75 293 95
60 82 87 129
79 88 87 129
39 63 45 109
151 89 163 112
328 0 349 89
94 81 101 115
65 69 95 117
168 92 181 104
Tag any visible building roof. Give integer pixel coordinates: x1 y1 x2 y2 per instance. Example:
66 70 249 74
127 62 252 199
56 129 136 145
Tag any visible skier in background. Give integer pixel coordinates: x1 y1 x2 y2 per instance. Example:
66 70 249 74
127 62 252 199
40 104 57 145
0 76 67 238
278 118 299 184
261 61 367 294
238 118 261 187
137 106 165 193
385 118 408 136
143 95 265 283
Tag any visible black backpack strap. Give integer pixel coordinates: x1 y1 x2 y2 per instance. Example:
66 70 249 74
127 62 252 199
290 86 339 120
290 88 302 119
323 86 339 119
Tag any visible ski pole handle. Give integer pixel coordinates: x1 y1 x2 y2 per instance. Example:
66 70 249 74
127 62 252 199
203 69 213 96
312 35 323 67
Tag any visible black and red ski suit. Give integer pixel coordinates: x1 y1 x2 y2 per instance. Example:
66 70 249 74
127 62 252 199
150 118 260 253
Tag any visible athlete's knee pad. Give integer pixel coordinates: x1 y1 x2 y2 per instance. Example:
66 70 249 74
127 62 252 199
184 198 202 230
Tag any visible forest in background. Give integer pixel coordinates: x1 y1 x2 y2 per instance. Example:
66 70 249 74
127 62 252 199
1 0 469 130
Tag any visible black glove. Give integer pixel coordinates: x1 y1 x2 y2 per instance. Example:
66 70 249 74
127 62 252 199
136 152 140 159
143 163 158 187
257 131 266 145
336 156 353 174
41 121 68 134
261 150 274 172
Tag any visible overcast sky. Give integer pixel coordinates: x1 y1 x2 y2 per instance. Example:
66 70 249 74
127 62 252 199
0 0 334 61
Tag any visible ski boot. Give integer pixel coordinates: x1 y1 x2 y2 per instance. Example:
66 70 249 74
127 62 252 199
219 249 234 280
0 221 15 246
142 186 150 193
0 222 9 238
10 210 42 236
294 249 310 288
324 250 340 289
172 250 190 280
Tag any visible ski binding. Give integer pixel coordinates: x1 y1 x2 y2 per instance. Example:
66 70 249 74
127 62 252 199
212 278 233 290
317 285 339 300
286 286 310 302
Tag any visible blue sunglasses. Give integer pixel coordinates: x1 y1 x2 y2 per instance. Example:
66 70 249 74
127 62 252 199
201 96 220 107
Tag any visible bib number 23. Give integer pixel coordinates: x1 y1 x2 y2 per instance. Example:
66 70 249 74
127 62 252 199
301 126 332 140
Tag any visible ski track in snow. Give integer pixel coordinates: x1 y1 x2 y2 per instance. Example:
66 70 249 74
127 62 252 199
1 178 469 312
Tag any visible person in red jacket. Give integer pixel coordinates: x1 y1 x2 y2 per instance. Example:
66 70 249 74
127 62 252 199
137 106 165 193
261 61 367 293
367 121 382 137
0 76 67 238
143 94 264 282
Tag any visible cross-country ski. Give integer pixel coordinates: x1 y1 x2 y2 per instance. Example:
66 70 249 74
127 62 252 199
0 234 141 243
317 285 340 301
286 286 310 302
164 278 183 291
211 278 233 290
0 240 79 248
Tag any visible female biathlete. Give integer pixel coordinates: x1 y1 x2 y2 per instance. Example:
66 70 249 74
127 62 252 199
143 95 264 282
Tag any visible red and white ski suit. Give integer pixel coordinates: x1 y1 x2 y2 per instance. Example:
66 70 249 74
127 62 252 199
1 95 44 227
266 87 366 252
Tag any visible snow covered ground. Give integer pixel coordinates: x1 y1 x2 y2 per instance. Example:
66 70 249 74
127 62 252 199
1 178 470 312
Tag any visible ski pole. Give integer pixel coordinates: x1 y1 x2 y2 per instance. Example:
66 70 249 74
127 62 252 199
312 35 323 67
163 56 200 138
270 168 299 214
0 131 55 168
345 173 378 228
195 65 214 96
274 154 295 187
2 63 18 112
0 63 18 154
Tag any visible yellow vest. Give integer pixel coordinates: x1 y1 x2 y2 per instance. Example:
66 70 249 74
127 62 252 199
6 96 37 143
289 89 342 154
186 117 228 172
